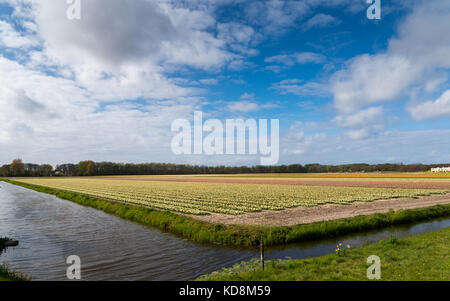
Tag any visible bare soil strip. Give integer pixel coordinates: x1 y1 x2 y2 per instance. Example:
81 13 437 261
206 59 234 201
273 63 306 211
189 193 450 226
96 176 450 189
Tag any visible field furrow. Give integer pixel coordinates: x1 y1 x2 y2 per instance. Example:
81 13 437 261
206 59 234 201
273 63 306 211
13 177 449 215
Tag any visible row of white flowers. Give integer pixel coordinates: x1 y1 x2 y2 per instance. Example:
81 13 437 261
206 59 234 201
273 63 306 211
430 167 450 173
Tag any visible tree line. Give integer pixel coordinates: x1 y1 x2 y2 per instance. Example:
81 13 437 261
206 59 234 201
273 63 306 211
1 159 449 177
0 159 53 177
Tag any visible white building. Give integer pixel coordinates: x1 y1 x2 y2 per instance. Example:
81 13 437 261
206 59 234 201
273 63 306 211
430 167 450 173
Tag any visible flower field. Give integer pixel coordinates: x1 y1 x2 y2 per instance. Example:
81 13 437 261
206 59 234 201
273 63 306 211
208 173 450 180
13 178 449 215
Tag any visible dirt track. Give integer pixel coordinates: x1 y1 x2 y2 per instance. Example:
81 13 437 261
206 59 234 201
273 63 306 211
189 193 450 226
97 176 450 189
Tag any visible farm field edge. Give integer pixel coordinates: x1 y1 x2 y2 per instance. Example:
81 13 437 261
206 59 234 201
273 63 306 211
196 226 450 281
9 177 450 215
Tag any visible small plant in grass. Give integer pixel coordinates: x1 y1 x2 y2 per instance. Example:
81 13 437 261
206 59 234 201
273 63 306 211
335 243 351 256
389 234 398 244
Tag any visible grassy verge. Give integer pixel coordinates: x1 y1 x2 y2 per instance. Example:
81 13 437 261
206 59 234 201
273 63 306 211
197 227 450 281
2 178 450 248
0 264 29 281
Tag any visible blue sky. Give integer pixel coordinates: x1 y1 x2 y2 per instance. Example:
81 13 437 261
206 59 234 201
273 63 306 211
0 0 449 166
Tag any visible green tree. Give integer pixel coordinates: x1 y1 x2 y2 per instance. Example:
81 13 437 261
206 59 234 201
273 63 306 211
0 164 10 177
10 159 25 177
78 160 95 176
38 164 54 177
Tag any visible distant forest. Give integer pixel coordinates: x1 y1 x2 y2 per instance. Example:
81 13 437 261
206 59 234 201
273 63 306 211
1 158 449 177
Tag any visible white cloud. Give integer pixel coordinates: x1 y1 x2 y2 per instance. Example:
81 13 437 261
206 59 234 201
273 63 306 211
265 52 325 67
334 107 385 140
424 74 448 93
271 79 329 97
0 20 38 48
29 0 231 69
281 128 450 165
409 90 450 120
245 0 310 35
227 101 260 113
331 0 450 115
0 52 201 165
344 128 370 140
334 106 383 128
0 0 234 107
282 124 327 157
199 78 219 85
332 54 418 114
217 22 259 56
302 13 341 31
243 0 365 36
240 93 255 100
227 58 256 71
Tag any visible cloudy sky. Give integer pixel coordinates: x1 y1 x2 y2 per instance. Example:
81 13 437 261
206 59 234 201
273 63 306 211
0 0 449 166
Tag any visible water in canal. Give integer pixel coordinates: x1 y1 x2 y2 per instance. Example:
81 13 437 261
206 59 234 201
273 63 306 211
1 181 449 280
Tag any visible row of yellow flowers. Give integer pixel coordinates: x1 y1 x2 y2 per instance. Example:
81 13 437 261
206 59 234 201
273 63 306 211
14 178 449 215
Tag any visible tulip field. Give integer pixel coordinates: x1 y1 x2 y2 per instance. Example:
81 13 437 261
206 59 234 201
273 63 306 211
13 177 449 215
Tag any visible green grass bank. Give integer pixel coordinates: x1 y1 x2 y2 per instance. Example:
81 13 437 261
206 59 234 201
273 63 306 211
2 179 450 248
197 227 450 281
0 264 29 281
